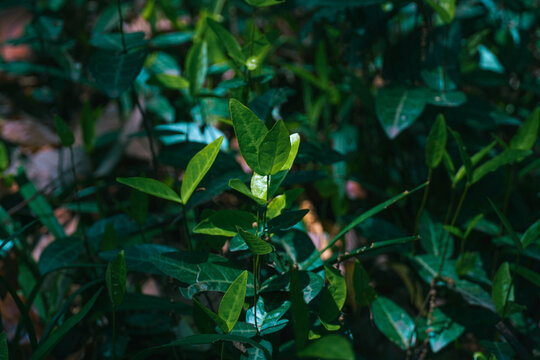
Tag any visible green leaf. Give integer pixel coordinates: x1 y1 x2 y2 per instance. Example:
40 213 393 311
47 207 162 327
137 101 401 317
132 334 271 360
353 260 377 307
425 114 447 169
319 265 347 323
218 270 248 333
154 73 189 89
449 128 473 184
185 40 208 96
375 87 428 139
81 102 100 153
106 250 126 306
425 308 464 353
245 0 286 7
193 210 257 237
181 136 223 204
54 114 74 147
236 227 273 255
89 32 147 51
150 251 255 298
0 332 8 360
88 49 147 98
289 268 309 351
521 218 540 249
512 264 540 288
488 198 522 251
268 209 309 232
193 298 227 331
230 99 268 172
38 238 84 274
453 141 496 187
207 19 246 64
0 142 8 171
256 120 291 175
246 297 290 335
128 189 148 225
298 335 354 360
17 172 65 239
304 183 426 268
249 133 301 201
472 149 532 184
419 213 452 258
492 262 524 318
510 107 539 150
229 179 266 205
424 0 456 23
117 177 183 204
31 289 102 360
372 296 416 350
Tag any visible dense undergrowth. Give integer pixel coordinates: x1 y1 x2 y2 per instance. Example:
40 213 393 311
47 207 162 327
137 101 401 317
0 0 539 359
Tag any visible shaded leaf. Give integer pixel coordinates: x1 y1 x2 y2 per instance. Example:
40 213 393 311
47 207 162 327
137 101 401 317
185 41 208 95
88 49 147 98
425 114 447 169
31 289 102 360
521 219 540 249
268 209 309 232
289 268 309 351
54 114 74 147
38 238 83 275
372 296 416 350
193 210 257 237
472 150 532 184
106 250 126 306
298 335 354 360
492 262 524 318
353 260 377 307
117 177 182 204
375 87 428 139
207 19 245 64
319 265 347 322
237 227 273 255
510 107 539 151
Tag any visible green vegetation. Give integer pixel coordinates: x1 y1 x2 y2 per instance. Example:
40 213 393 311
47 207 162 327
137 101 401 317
0 0 538 359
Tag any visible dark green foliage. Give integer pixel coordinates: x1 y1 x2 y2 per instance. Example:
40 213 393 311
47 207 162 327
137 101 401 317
0 0 538 359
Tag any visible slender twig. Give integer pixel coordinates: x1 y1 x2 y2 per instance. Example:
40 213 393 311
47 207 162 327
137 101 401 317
181 203 192 250
69 146 92 257
132 87 159 177
117 0 126 53
0 276 38 349
414 170 432 234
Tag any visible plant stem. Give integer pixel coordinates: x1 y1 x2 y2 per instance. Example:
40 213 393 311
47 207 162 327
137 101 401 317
112 306 117 360
253 254 259 333
132 87 159 178
437 184 469 274
501 251 522 319
69 146 91 257
212 0 226 15
0 276 38 349
414 168 432 234
117 0 126 53
181 203 192 250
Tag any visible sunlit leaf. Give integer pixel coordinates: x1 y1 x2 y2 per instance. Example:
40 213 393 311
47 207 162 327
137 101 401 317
181 136 223 204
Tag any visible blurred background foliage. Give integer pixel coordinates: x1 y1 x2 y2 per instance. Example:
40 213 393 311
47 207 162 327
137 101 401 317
0 0 538 359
